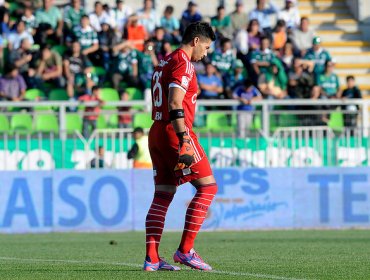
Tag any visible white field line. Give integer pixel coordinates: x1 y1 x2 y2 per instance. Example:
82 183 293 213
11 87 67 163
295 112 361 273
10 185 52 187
0 256 309 280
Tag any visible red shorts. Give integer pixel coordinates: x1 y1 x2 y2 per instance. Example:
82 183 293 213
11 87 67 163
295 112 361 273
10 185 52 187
148 121 213 186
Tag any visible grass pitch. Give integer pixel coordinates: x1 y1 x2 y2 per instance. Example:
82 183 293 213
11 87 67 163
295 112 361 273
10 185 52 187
1 230 369 280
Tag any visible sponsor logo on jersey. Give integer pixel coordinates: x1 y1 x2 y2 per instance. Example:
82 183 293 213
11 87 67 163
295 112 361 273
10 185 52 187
181 76 190 88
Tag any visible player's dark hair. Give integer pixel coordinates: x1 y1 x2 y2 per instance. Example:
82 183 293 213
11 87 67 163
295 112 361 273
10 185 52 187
181 22 216 44
346 75 355 81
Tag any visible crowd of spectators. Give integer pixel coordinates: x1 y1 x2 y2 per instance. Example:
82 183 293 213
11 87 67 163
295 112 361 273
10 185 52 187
0 0 363 130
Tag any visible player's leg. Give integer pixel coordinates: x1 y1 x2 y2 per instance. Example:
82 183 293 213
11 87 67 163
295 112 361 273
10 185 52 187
174 159 218 271
144 184 176 271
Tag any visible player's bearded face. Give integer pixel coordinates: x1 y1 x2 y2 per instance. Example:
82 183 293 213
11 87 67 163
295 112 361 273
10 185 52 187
192 37 212 62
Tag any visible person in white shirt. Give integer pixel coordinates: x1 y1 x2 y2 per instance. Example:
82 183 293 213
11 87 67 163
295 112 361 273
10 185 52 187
7 21 34 50
290 16 315 57
114 0 133 34
278 0 300 30
89 1 112 32
137 0 159 35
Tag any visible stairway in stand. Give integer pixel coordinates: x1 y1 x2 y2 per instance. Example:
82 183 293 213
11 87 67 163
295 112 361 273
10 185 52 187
299 0 370 94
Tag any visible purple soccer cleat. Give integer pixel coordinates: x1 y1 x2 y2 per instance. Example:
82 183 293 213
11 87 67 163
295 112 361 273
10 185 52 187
143 257 181 271
173 248 212 271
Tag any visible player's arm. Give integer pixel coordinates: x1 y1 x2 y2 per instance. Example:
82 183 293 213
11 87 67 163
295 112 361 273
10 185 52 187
168 87 195 170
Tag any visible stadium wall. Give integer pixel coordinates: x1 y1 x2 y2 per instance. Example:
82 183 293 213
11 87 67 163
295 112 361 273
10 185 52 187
0 168 369 233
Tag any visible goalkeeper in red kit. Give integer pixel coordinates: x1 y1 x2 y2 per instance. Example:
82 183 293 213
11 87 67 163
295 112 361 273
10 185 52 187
143 22 217 271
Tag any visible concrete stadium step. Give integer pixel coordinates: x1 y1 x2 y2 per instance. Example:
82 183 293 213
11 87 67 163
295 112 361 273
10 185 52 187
325 46 370 52
310 23 360 33
316 30 363 41
299 0 346 7
301 13 351 21
331 52 370 63
338 74 370 85
336 63 370 69
321 41 370 48
335 68 370 75
298 6 348 13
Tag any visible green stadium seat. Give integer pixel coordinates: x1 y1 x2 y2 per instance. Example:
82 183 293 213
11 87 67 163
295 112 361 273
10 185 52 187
328 111 344 132
35 114 59 133
206 112 234 133
11 114 33 134
133 112 153 129
108 114 118 128
0 115 10 133
25 89 44 100
100 88 119 109
126 87 143 100
96 115 107 129
49 89 69 101
251 114 262 131
51 45 67 56
91 66 106 77
66 113 82 134
126 87 144 110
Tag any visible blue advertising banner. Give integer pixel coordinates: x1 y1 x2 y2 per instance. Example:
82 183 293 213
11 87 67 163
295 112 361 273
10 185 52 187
0 168 369 233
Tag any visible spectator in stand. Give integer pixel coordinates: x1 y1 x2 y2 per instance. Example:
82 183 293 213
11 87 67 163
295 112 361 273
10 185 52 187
73 15 99 65
137 0 158 36
247 19 263 51
278 0 300 30
160 5 180 44
229 0 248 36
79 85 104 138
0 10 12 39
180 1 202 35
35 0 63 45
137 40 158 110
21 7 37 35
288 58 315 99
198 63 224 100
211 5 232 40
280 41 296 72
224 59 245 97
339 75 362 128
64 0 86 37
312 60 340 100
249 0 279 41
35 45 65 91
304 36 332 80
0 65 26 102
89 1 112 32
123 14 147 52
272 19 287 54
259 57 288 99
250 36 275 85
233 78 262 138
211 37 236 81
127 127 152 169
90 146 106 168
10 38 38 88
98 22 115 71
103 3 117 30
111 43 138 92
291 17 315 57
113 0 133 35
234 24 248 56
152 27 166 58
118 91 132 128
63 41 93 99
7 20 34 50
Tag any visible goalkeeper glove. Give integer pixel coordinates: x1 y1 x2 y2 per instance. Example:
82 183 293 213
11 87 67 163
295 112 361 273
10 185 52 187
174 132 195 172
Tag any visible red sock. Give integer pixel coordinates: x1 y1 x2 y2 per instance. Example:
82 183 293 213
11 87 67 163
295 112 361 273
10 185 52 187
179 183 218 253
145 191 174 263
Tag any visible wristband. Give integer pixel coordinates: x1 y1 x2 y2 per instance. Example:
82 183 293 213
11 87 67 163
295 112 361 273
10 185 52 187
169 109 185 121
